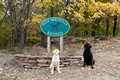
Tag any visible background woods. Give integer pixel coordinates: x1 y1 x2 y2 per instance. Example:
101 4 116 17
0 0 120 50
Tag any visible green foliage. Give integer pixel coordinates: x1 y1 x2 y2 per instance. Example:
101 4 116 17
0 22 12 48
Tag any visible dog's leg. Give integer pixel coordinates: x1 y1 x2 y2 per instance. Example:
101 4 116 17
57 62 61 73
91 59 94 69
50 64 54 74
57 67 61 73
51 67 54 74
91 64 94 69
83 62 86 67
83 57 86 67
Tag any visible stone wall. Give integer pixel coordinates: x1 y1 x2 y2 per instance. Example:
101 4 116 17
14 54 83 69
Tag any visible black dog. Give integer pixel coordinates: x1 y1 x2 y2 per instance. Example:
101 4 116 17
50 22 60 32
83 42 95 69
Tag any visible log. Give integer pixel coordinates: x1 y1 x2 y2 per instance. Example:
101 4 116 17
37 64 49 67
24 66 33 69
21 62 34 66
27 59 37 63
37 59 50 63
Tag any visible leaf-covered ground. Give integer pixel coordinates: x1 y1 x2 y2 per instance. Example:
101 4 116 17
0 37 120 80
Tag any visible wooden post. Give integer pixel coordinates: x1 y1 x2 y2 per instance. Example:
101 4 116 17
47 36 51 54
60 36 63 53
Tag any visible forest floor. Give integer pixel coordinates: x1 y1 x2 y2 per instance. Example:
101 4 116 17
0 37 120 80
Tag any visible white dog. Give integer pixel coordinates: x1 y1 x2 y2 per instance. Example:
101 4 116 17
50 49 61 74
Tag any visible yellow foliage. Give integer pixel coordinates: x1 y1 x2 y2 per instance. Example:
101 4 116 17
74 12 85 22
65 1 86 22
0 1 5 20
24 19 31 26
34 0 63 8
88 2 97 13
32 14 45 24
92 11 105 18
97 2 111 14
110 2 120 16
33 0 51 8
0 12 4 20
66 5 73 11
58 10 64 16
89 1 120 18
90 0 95 3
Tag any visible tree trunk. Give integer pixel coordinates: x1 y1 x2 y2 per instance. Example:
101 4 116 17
63 0 69 18
113 15 117 37
105 16 110 36
18 0 25 48
51 0 54 17
19 25 25 48
51 6 54 17
92 23 96 37
40 0 47 47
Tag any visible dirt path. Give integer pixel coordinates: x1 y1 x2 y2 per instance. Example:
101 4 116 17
0 38 120 80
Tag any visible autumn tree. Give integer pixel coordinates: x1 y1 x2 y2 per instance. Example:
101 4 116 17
88 0 120 36
27 0 65 47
